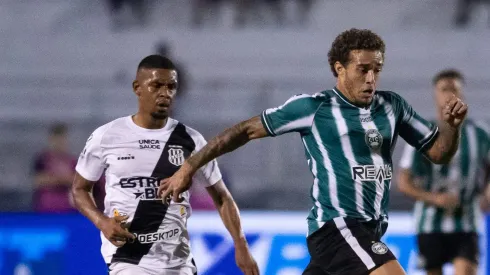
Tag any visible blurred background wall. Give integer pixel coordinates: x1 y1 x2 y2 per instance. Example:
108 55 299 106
1 0 489 212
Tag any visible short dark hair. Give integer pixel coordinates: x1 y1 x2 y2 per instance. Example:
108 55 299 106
432 69 465 85
328 28 386 77
137 55 176 71
49 123 67 136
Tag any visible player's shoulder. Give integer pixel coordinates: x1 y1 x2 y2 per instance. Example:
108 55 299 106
171 119 207 143
88 116 128 143
375 90 403 103
283 91 329 107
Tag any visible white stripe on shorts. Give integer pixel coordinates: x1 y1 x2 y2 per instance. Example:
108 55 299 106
333 217 376 270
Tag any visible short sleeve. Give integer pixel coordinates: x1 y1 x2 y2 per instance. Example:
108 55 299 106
191 134 222 187
480 123 490 163
395 94 439 152
75 130 106 182
261 94 324 136
399 142 428 177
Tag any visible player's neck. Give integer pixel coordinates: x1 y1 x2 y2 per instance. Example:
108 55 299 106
132 113 168 129
335 84 369 109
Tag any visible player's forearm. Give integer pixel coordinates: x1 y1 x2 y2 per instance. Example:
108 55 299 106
186 122 251 174
399 182 436 204
398 171 436 204
72 186 107 230
215 195 247 246
426 122 460 164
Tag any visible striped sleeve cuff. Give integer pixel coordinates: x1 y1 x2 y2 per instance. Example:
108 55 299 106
260 111 276 137
418 126 439 152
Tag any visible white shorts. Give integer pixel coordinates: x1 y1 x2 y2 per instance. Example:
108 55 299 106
109 262 197 275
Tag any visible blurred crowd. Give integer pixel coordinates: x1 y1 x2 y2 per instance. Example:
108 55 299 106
106 0 316 30
105 0 490 31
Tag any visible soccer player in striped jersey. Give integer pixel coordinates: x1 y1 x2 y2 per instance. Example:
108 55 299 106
159 29 468 275
72 55 258 275
398 69 490 275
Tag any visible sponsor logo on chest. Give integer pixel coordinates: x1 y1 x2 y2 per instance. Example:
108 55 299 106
119 177 161 200
139 139 161 149
135 228 181 244
352 164 393 184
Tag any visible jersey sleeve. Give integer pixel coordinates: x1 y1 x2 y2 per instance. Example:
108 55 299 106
480 122 490 163
191 134 223 187
261 94 323 136
399 142 427 177
75 129 106 182
395 94 439 152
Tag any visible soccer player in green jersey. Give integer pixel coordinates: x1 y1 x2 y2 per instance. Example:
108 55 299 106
398 69 489 275
158 29 468 275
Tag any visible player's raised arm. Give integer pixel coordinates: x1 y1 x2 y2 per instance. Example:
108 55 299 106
423 94 468 164
397 92 468 165
158 116 266 202
189 115 267 173
158 93 323 202
206 180 259 275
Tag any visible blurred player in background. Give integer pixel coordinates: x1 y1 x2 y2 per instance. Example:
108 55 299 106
71 55 258 275
398 69 490 275
159 28 468 275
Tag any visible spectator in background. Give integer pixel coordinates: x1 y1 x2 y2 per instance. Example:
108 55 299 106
454 0 490 27
265 0 285 27
32 123 77 213
191 0 225 28
297 0 315 26
107 0 147 31
234 0 267 28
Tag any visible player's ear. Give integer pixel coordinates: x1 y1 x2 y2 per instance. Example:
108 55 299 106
132 80 141 97
335 61 345 77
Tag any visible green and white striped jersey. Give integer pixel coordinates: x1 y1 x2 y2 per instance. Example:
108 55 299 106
261 88 438 236
399 120 490 234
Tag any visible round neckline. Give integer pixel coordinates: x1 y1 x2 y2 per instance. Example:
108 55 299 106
125 115 175 133
332 87 375 110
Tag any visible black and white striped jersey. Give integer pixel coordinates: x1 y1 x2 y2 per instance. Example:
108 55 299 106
75 116 222 269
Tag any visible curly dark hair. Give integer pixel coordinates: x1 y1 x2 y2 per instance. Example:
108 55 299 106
328 28 386 77
432 69 465 86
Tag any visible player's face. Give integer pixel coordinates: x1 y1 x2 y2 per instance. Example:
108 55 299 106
134 68 178 119
434 78 463 110
337 50 383 107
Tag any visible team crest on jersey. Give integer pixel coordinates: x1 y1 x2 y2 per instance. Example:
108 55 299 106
365 129 383 151
371 242 388 255
168 147 185 166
